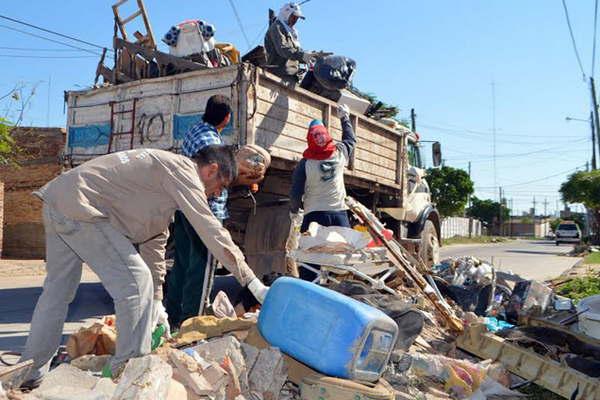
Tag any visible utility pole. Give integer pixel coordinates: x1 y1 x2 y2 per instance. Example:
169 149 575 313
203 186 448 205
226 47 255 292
544 198 549 217
590 111 597 170
499 187 503 236
590 77 600 161
509 198 513 237
491 81 497 197
467 161 472 209
532 196 537 217
410 108 416 132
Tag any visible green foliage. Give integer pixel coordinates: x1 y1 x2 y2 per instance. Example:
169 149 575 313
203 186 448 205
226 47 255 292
560 170 600 209
426 166 474 217
467 196 510 226
557 274 600 303
550 218 561 232
584 252 600 265
0 118 17 166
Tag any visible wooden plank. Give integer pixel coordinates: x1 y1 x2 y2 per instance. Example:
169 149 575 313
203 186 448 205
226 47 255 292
355 149 397 170
254 114 308 142
256 84 324 121
256 99 316 131
353 158 396 181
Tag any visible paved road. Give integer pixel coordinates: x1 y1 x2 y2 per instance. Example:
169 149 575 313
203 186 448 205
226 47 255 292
440 239 581 281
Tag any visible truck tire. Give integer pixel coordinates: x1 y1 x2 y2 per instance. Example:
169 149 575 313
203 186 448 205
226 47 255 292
419 220 440 269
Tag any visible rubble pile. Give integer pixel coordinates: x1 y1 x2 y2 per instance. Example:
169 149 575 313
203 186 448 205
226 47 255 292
3 206 600 400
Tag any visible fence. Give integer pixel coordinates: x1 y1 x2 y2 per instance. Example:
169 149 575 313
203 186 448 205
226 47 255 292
441 217 482 239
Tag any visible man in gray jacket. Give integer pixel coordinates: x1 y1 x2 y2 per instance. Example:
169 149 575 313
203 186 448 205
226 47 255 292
19 145 268 385
264 2 313 80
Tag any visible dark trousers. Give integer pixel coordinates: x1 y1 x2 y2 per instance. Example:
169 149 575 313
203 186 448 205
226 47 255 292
299 210 351 281
165 211 210 328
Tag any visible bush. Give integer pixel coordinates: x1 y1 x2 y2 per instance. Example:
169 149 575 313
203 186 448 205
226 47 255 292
557 274 600 303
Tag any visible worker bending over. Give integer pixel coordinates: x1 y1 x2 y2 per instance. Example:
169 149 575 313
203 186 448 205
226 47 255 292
264 2 313 81
19 145 268 386
290 103 356 278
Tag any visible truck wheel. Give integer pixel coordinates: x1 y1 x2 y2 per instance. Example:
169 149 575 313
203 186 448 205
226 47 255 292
419 220 440 269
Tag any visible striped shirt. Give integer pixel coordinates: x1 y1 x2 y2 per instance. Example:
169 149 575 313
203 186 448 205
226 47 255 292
182 121 228 220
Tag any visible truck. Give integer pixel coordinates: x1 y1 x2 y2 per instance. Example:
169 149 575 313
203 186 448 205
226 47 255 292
64 63 442 278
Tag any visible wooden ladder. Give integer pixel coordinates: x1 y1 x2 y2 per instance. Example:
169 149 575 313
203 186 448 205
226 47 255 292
109 99 137 153
112 0 156 49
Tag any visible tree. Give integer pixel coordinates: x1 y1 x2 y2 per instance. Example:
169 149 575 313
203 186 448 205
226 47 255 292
467 197 509 227
426 166 474 217
560 170 600 243
0 118 17 166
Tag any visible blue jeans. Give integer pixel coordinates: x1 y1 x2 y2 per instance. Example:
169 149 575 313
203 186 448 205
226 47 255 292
300 210 351 233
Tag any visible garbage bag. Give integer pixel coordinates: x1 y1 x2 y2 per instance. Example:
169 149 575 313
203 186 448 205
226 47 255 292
313 55 356 91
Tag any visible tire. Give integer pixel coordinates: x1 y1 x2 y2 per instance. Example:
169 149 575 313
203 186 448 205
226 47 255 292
419 220 440 269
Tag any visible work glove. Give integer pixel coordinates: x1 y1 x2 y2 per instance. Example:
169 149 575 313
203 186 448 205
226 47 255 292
151 299 172 339
247 277 269 304
337 103 350 120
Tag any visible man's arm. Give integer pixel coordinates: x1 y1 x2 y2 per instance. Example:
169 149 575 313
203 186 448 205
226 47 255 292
289 159 306 213
161 163 256 287
138 230 168 300
268 22 305 62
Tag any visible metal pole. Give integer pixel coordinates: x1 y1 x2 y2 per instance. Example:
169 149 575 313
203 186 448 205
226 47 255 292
590 77 600 162
591 111 597 170
410 108 416 132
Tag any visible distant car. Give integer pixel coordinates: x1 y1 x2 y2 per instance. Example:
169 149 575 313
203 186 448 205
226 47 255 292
555 221 581 246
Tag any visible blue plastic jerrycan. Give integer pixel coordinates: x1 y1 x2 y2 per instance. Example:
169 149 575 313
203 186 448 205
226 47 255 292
258 277 399 382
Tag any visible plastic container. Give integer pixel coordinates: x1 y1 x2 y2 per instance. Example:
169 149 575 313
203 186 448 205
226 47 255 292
578 295 600 340
258 277 398 382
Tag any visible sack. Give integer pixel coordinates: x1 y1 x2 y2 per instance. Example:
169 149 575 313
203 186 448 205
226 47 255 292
235 144 271 186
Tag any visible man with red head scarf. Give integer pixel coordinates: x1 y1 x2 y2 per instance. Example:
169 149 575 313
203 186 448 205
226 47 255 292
289 104 356 278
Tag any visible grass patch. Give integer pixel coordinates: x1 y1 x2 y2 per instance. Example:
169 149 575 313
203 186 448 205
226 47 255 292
583 251 600 265
556 274 600 303
443 236 509 246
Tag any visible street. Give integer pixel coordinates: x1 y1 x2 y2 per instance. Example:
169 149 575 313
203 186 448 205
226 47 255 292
441 239 581 281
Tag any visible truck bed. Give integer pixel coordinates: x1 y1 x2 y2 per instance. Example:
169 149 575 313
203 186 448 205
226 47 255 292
66 63 408 195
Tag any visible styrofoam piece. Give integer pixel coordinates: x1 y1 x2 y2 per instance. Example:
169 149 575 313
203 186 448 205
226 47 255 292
578 295 600 339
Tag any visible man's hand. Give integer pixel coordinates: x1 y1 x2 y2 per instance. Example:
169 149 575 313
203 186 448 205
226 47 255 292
337 104 350 120
152 300 172 339
248 278 269 304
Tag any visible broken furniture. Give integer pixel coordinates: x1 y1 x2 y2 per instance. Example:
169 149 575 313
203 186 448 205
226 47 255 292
458 322 600 400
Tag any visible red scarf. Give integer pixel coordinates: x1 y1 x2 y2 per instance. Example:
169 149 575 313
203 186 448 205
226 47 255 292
303 120 336 160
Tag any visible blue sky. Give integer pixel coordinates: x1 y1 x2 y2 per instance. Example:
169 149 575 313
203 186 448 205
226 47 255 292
0 1 596 215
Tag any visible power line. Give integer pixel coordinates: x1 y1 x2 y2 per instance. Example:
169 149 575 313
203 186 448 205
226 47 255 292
0 54 97 59
0 14 112 52
0 46 88 52
227 0 251 50
0 24 103 55
477 164 586 189
561 0 587 80
593 0 599 77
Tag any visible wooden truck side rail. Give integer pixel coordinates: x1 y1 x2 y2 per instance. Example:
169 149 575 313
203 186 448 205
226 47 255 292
65 63 408 198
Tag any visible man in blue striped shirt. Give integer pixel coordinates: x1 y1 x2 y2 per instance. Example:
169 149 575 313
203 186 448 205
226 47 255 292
166 94 232 328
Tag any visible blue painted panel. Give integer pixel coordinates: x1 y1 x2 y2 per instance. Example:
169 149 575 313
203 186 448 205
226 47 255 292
173 113 234 141
68 124 111 149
